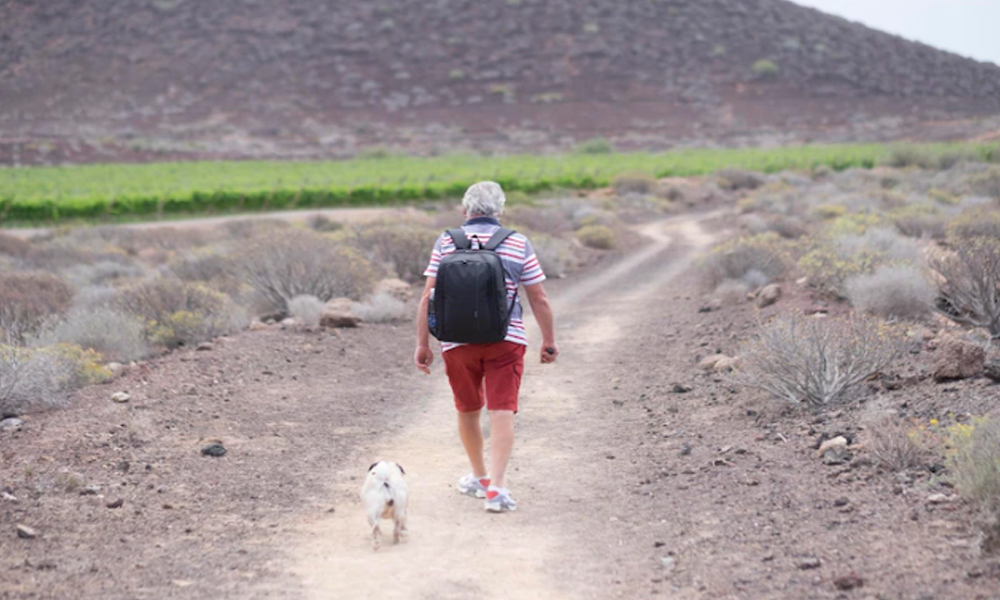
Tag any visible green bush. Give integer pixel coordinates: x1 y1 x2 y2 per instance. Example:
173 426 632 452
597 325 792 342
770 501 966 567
752 59 779 78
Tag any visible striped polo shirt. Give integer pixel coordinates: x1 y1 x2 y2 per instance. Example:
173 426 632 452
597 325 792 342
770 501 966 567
423 216 546 352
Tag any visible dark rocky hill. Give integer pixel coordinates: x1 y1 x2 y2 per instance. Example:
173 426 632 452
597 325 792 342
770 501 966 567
2 0 999 164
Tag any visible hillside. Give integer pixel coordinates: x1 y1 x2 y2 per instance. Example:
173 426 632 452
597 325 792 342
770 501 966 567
2 0 1000 163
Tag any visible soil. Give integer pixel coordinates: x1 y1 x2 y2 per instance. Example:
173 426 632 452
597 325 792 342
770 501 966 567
3 209 1000 599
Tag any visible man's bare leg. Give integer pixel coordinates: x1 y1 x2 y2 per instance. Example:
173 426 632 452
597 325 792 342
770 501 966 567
457 410 488 478
488 410 515 488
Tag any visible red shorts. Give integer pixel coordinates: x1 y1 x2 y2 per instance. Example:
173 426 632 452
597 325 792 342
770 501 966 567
443 342 526 413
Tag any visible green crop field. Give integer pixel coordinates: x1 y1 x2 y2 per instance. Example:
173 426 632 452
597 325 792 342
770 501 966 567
0 143 995 225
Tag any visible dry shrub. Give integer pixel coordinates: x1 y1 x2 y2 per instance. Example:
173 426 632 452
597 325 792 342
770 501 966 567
0 271 74 344
796 244 883 298
702 233 787 290
345 222 439 283
731 314 906 407
947 206 1000 240
968 169 1000 200
845 264 936 320
116 278 245 348
0 344 104 416
352 291 408 323
716 169 765 191
929 237 1000 337
714 279 751 305
0 232 32 259
288 295 325 327
572 207 617 230
239 233 377 314
307 214 344 232
169 250 244 295
32 308 149 362
864 414 932 472
611 172 657 195
220 218 292 239
947 417 1000 546
836 228 924 265
893 207 948 240
506 206 574 236
576 224 617 250
62 259 144 288
529 233 575 279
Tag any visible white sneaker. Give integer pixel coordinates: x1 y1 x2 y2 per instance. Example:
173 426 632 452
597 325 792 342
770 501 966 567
457 474 490 498
484 486 517 512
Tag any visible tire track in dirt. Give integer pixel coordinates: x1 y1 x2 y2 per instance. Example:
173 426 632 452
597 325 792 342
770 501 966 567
287 212 720 600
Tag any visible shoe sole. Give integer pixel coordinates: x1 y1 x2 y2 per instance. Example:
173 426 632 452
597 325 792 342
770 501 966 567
485 503 517 512
458 486 487 499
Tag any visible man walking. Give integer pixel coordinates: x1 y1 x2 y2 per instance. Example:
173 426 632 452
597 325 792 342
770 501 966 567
415 181 558 512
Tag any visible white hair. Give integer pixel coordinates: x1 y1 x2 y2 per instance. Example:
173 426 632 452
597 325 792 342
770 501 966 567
462 181 506 217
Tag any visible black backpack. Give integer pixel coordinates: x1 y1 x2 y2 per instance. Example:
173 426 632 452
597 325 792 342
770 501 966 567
429 227 516 344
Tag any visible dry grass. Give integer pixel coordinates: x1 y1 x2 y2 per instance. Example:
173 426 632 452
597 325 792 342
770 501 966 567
0 345 78 416
702 233 788 291
946 417 1000 548
288 295 326 327
32 307 149 363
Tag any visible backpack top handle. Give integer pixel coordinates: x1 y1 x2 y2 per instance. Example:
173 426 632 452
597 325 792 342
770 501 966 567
446 227 515 251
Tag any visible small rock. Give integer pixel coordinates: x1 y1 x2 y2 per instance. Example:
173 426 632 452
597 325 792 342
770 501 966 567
670 384 692 394
816 436 848 457
756 284 782 308
201 443 227 457
713 356 740 372
833 497 850 507
697 299 722 313
0 417 24 433
796 557 821 570
1 491 17 502
106 498 124 509
106 362 126 377
111 392 130 403
680 443 692 456
79 486 100 496
822 447 852 466
927 493 954 505
659 556 676 571
196 342 213 351
16 524 37 539
698 354 732 371
653 541 666 548
833 573 864 590
984 360 1000 383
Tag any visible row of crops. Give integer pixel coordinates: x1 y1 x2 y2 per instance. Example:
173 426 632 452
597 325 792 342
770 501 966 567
1 143 996 224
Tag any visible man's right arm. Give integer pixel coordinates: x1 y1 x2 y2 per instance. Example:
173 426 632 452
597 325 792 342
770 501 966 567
524 282 558 364
414 277 436 374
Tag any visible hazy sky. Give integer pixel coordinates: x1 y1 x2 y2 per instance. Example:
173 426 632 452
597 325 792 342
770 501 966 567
790 0 1000 66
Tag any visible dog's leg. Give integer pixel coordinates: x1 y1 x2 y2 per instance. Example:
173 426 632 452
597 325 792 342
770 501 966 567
393 508 407 544
371 523 382 550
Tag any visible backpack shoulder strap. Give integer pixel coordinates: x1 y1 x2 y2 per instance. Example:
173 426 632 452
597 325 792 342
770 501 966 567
447 228 471 250
483 227 516 251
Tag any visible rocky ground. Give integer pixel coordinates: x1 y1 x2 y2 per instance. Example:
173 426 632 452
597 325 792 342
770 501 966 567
2 200 1000 599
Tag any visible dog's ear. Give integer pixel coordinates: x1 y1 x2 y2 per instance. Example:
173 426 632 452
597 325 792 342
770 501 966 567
396 463 405 475
368 462 380 472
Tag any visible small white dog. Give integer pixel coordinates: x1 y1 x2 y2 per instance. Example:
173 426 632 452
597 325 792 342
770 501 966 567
360 461 408 550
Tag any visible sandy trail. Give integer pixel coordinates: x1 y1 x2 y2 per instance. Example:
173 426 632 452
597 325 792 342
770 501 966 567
289 213 719 600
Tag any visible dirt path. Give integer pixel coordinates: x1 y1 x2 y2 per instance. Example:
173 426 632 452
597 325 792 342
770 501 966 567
288 214 718 599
